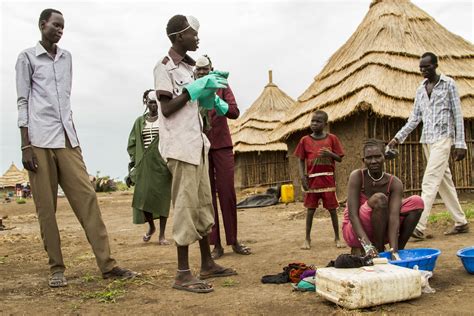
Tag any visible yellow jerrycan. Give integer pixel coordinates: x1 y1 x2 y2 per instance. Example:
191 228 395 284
280 184 295 203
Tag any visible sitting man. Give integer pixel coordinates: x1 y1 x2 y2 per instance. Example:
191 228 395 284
342 139 424 258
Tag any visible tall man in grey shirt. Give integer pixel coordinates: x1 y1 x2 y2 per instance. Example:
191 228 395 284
16 8 136 287
388 52 469 239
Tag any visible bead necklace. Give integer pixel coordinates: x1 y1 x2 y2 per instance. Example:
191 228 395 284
147 114 158 121
367 169 384 186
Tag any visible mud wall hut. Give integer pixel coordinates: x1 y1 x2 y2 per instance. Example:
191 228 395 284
271 0 474 201
231 71 295 189
0 163 29 189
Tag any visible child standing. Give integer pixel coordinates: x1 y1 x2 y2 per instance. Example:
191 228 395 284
294 110 345 250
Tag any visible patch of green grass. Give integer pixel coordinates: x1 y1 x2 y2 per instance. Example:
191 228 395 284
428 211 452 224
16 198 26 204
83 288 125 303
428 208 474 224
222 278 239 287
82 273 99 283
464 208 474 219
82 279 127 303
0 256 7 264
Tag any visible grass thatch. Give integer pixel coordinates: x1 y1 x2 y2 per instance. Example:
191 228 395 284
271 0 474 141
231 71 295 152
0 163 29 188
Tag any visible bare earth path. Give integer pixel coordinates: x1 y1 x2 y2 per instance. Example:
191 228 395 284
1 191 472 315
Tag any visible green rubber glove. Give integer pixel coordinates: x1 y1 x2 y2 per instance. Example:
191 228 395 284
209 70 229 79
198 94 216 110
214 95 229 116
184 74 227 101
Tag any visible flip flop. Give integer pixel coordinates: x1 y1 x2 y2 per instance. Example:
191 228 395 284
172 280 214 293
199 267 238 280
158 239 171 245
49 272 68 288
232 244 251 255
143 232 153 242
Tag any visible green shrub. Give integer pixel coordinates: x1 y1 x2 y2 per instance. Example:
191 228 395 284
115 181 129 191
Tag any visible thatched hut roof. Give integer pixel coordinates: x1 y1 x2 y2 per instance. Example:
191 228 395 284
231 71 295 153
0 163 29 188
272 0 474 141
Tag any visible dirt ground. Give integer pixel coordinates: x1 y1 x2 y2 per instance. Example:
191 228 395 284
1 191 473 315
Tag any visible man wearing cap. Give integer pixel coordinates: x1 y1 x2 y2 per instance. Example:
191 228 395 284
194 55 251 259
15 8 137 287
153 14 237 293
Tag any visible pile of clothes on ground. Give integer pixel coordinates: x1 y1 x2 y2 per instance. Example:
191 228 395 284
260 254 376 292
261 262 316 292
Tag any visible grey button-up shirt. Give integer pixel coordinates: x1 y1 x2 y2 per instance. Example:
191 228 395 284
154 48 210 166
395 74 467 149
16 42 79 148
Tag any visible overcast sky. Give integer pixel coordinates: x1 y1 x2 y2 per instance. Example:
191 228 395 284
1 0 472 180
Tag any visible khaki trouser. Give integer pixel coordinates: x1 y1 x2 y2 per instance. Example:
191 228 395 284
167 152 214 246
29 139 116 274
417 137 468 231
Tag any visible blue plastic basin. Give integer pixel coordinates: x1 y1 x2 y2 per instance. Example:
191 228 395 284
457 246 474 274
378 248 441 271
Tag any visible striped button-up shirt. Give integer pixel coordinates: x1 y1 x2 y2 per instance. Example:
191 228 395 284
395 74 467 149
15 42 79 148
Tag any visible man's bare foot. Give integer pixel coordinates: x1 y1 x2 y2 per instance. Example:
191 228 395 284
335 240 345 248
158 237 170 245
211 247 224 260
301 239 311 250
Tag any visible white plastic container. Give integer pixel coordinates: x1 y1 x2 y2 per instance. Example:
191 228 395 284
316 264 422 309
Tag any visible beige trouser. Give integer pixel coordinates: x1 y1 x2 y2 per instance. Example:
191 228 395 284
167 153 214 246
29 139 116 274
417 137 468 231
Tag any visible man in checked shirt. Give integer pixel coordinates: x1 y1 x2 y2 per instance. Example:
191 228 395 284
388 52 469 240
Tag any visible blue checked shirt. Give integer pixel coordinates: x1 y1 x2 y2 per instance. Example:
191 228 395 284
395 74 467 149
16 42 79 148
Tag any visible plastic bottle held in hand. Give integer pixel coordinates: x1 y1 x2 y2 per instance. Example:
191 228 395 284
385 145 399 160
359 237 378 258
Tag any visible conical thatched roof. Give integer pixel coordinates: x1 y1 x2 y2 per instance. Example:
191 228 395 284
231 71 295 152
272 0 474 141
0 163 29 188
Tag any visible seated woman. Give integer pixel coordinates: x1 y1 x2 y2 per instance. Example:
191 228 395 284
342 139 424 258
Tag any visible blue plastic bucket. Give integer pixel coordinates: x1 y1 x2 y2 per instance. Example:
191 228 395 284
457 246 474 274
378 248 441 271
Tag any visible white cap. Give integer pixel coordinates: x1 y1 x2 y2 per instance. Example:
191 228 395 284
186 15 200 32
167 15 200 36
196 55 211 67
147 91 157 101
